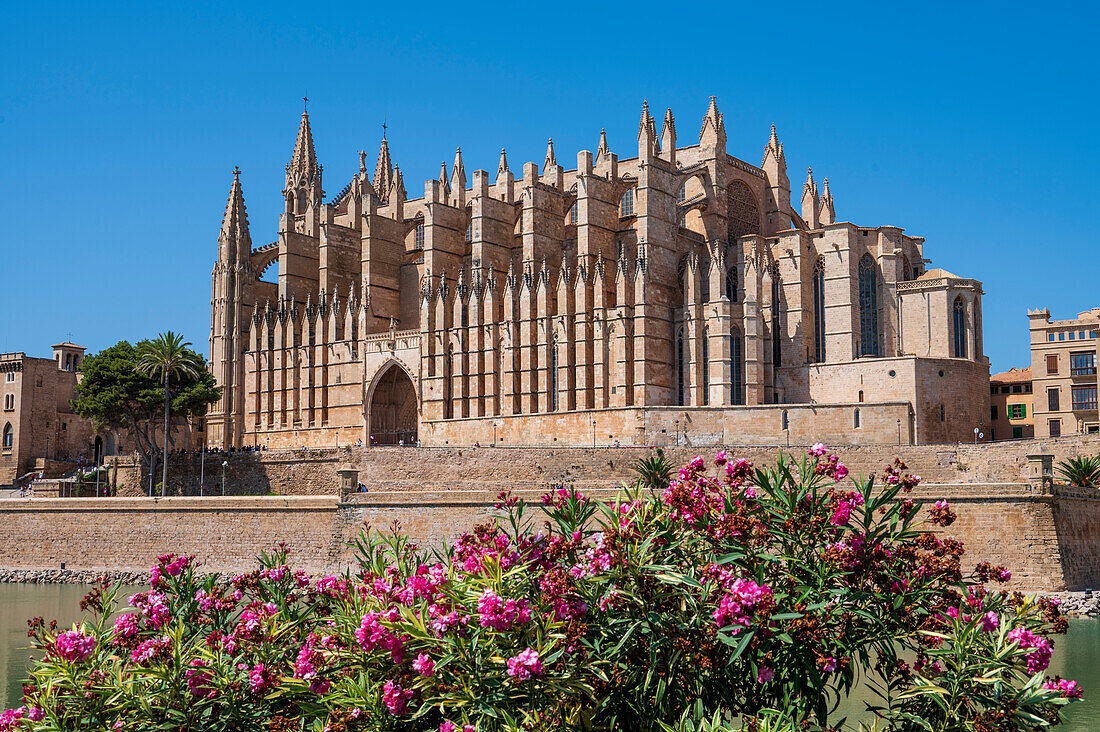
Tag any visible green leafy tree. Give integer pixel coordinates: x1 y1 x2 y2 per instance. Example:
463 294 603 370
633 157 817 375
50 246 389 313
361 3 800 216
72 339 219 496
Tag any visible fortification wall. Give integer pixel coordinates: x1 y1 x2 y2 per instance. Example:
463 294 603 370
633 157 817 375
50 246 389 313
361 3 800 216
1 485 1098 591
109 434 1100 498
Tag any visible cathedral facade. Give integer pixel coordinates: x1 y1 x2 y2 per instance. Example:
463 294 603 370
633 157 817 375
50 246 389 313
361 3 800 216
206 98 989 449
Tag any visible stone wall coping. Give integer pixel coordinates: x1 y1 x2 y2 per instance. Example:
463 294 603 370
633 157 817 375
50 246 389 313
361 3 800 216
0 496 339 512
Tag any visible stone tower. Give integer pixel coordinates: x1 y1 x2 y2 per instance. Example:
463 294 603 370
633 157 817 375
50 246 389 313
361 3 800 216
207 167 256 449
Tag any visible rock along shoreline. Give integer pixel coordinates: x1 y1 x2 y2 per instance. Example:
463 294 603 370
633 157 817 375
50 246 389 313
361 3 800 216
1 568 1099 617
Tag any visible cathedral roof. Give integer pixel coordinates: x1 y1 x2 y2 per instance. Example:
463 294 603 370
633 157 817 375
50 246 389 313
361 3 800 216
917 268 961 280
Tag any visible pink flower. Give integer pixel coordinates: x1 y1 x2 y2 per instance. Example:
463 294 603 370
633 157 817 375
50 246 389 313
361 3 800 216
506 648 544 680
130 636 171 665
834 463 849 480
820 656 837 673
979 612 999 633
440 723 457 732
1044 678 1084 699
714 450 729 466
713 578 772 632
185 659 219 699
382 679 414 716
112 612 139 640
809 443 827 457
54 630 96 662
412 653 436 677
1008 628 1053 673
249 663 273 694
757 666 774 684
25 707 44 722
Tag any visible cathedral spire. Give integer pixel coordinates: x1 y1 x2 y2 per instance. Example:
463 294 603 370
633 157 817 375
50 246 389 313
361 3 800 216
596 128 610 161
450 147 466 207
286 104 318 189
699 96 725 153
544 138 556 169
438 160 450 196
374 137 394 201
661 108 677 165
763 123 785 166
497 147 509 176
638 99 658 159
801 167 819 229
819 177 835 225
219 166 252 264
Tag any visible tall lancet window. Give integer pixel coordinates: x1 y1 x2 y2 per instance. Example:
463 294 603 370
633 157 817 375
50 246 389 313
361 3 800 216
675 325 686 406
953 297 967 359
770 268 782 368
730 325 743 405
701 330 710 405
620 189 634 217
548 341 559 412
812 257 826 363
858 254 880 357
725 265 738 303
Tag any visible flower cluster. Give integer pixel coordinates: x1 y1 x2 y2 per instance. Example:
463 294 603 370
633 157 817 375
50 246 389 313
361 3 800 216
3 449 1080 732
53 630 96 663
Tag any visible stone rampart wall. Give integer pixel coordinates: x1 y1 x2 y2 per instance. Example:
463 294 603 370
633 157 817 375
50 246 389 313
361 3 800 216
109 434 1100 498
2 485 1099 591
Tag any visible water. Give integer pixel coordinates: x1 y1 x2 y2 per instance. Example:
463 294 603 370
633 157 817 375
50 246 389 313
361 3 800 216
1 584 1099 729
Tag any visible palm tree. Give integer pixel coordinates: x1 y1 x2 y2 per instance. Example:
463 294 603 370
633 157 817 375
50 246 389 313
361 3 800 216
136 332 204 497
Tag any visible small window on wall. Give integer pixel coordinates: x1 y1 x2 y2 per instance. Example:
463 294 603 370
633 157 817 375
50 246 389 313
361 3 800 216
1008 404 1026 419
853 408 860 428
1049 333 1056 342
2 423 12 449
4 373 12 382
1012 426 1023 439
414 223 425 249
1048 388 1060 412
940 404 946 422
1046 354 1059 375
990 405 998 420
1049 419 1061 437
568 202 578 225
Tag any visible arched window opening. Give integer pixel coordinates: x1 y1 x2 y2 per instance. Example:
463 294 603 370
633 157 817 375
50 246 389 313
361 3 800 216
701 331 710 405
568 201 578 225
771 269 781 367
548 343 559 412
699 256 711 303
725 266 738 303
812 257 826 363
620 189 634 217
953 297 967 358
677 185 686 203
730 326 744 405
858 254 880 357
858 389 864 403
461 302 469 329
465 220 472 242
781 410 789 430
726 180 760 241
2 422 13 449
414 223 425 249
854 408 861 428
675 326 686 406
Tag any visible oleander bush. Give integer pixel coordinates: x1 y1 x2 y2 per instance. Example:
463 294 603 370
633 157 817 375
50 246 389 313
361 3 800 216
1 447 1082 731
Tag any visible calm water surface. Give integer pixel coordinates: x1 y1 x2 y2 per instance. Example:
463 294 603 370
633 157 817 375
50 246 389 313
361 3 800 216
1 583 1099 728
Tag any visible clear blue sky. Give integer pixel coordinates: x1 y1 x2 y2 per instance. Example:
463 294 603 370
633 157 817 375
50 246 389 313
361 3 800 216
2 1 1096 374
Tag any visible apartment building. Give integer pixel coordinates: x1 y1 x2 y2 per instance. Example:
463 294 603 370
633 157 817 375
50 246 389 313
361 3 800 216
989 367 1033 440
1028 308 1100 438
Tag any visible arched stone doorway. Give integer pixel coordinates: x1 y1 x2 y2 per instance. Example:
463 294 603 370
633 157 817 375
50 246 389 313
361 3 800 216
368 364 418 445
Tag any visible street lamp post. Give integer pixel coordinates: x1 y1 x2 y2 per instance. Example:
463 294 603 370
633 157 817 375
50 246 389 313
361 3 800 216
221 461 228 496
897 419 902 446
592 420 596 449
